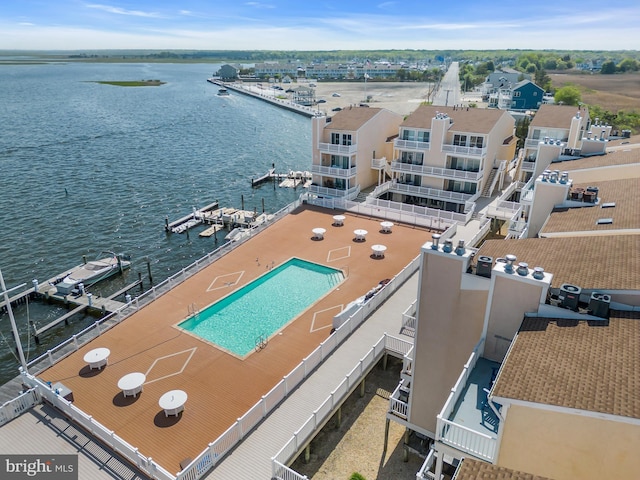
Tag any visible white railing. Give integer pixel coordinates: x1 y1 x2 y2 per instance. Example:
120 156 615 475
391 162 483 181
466 216 491 249
441 144 487 157
26 200 303 375
0 387 40 426
435 338 496 462
307 184 359 199
387 381 409 420
317 142 358 155
416 447 437 479
401 300 417 332
391 181 475 204
272 334 413 479
310 165 357 178
394 138 431 151
370 157 387 169
357 197 466 228
20 372 174 480
521 160 536 172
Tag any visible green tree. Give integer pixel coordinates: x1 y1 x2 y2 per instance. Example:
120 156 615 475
617 58 639 72
515 116 531 150
535 69 552 92
601 60 616 74
554 85 581 106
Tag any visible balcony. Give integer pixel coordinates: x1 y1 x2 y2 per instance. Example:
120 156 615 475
311 164 357 178
436 341 500 463
388 380 410 420
391 181 475 204
391 161 483 181
441 144 487 157
521 160 536 172
308 184 359 199
318 142 357 155
525 138 541 148
394 138 430 151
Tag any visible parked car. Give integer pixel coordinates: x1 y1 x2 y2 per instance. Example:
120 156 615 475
309 83 317 87
332 93 341 97
332 107 342 112
317 99 327 103
359 103 369 107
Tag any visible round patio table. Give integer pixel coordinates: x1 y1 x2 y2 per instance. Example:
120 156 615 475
371 244 387 258
83 347 110 370
312 227 326 240
332 215 345 226
159 390 188 417
354 229 368 242
118 372 146 398
380 221 394 233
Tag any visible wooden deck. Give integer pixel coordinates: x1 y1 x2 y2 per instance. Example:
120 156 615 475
37 205 434 475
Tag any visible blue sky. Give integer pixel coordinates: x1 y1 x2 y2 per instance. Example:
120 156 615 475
1 1 639 51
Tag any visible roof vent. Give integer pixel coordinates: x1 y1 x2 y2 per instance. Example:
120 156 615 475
442 239 453 253
541 170 550 182
559 172 568 184
601 202 616 208
549 170 559 183
431 233 441 250
559 284 581 311
596 218 613 225
476 256 493 278
455 239 465 256
504 254 517 273
516 262 529 276
532 266 545 280
589 292 611 319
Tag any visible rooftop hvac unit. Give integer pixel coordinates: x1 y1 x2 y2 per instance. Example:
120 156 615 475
589 292 611 318
476 255 493 278
559 284 582 311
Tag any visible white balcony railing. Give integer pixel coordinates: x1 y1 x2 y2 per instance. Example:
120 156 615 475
391 181 475 204
391 161 483 181
436 339 497 462
521 160 536 172
307 184 359 199
441 144 487 157
318 142 357 155
371 157 387 169
388 381 410 420
311 164 357 178
394 138 430 151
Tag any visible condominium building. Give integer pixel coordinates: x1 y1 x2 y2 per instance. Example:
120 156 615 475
369 105 516 224
387 143 640 480
309 107 402 201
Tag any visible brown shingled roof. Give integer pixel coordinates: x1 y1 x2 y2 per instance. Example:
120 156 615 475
476 236 640 291
540 177 640 235
325 106 386 131
493 312 640 419
400 104 507 134
453 457 554 480
529 104 588 129
550 145 640 171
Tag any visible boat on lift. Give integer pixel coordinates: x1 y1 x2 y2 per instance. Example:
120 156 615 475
55 251 131 295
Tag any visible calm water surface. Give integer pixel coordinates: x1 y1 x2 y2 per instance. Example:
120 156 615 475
0 62 311 384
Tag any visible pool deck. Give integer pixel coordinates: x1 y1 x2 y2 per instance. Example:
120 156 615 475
38 205 435 474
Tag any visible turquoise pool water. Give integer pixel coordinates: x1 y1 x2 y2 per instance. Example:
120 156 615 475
179 258 344 356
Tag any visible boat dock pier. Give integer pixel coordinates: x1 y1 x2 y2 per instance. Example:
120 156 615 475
251 168 312 188
251 168 288 187
208 79 322 118
31 278 143 343
164 200 219 233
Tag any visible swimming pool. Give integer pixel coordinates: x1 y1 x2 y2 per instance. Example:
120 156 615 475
179 258 344 356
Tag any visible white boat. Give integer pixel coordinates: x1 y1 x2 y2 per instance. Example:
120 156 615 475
217 88 230 96
55 252 132 295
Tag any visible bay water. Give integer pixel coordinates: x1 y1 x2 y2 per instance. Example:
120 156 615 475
0 62 311 384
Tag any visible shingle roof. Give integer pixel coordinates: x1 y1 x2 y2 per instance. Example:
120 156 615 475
453 458 554 480
493 312 640 419
476 236 640 291
540 177 640 235
551 144 640 171
529 104 588 129
400 104 508 134
325 106 386 131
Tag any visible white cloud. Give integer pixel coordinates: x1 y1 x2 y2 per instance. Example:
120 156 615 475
245 2 276 9
85 4 164 18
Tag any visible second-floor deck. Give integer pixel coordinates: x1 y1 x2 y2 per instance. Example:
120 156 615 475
311 164 357 178
391 161 483 182
318 142 358 156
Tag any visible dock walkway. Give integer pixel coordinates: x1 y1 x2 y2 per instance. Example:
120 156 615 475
205 272 418 479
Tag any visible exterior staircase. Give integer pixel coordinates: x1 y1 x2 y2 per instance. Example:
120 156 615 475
481 167 499 197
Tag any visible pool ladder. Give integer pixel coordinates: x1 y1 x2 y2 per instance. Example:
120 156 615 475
187 303 199 319
255 333 268 352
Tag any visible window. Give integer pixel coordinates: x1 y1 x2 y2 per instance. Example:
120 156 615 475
331 132 340 145
514 91 521 97
469 136 484 148
342 134 352 146
453 135 467 146
418 131 430 143
402 129 415 141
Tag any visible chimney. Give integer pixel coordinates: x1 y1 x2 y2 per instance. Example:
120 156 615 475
443 239 453 253
560 171 569 184
504 254 517 273
431 233 441 250
516 262 529 276
455 240 465 256
532 267 545 280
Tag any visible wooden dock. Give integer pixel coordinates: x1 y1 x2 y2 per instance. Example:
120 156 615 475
164 200 219 233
